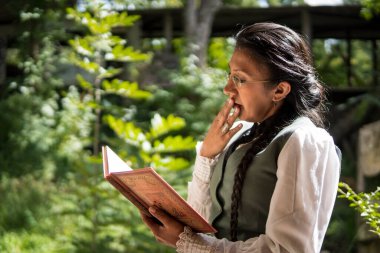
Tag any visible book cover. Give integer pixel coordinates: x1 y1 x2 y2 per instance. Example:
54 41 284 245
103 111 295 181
102 145 217 233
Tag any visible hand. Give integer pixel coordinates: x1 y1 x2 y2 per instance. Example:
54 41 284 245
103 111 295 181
200 98 243 158
140 206 185 248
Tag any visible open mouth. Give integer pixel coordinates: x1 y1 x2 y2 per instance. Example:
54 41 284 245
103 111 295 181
230 103 242 117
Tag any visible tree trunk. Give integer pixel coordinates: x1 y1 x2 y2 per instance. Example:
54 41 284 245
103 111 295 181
184 0 222 67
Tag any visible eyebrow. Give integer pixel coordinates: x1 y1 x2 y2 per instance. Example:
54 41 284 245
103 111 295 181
229 69 251 77
229 62 256 73
228 64 248 74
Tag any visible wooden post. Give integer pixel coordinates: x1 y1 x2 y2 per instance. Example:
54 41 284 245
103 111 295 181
124 20 142 80
301 10 312 47
357 120 380 253
347 36 352 87
163 12 173 53
127 20 141 50
372 40 378 87
0 36 6 85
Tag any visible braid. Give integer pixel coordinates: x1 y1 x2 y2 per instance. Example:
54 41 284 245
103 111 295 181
229 104 295 241
230 130 268 241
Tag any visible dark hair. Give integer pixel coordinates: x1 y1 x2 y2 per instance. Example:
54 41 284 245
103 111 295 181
229 22 327 241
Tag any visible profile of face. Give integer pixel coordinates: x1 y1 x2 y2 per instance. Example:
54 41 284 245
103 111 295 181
224 48 280 123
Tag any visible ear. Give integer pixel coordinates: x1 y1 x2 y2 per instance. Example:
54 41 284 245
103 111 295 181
272 81 291 102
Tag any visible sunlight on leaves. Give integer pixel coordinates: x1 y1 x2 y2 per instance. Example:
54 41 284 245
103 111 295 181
150 114 186 138
102 79 152 99
150 154 190 171
76 74 93 91
105 116 146 147
153 136 196 153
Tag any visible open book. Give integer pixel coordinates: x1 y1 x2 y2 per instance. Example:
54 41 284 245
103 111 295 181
102 146 217 233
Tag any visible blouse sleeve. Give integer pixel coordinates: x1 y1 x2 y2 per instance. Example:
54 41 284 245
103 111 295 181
186 141 219 221
177 126 341 253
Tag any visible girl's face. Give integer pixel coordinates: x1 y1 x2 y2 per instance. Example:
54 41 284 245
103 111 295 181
224 48 278 123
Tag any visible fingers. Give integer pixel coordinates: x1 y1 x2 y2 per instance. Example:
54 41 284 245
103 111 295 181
140 211 160 230
225 122 243 138
220 105 241 136
200 98 242 158
149 206 170 226
140 209 164 239
140 207 168 236
225 106 241 129
218 98 235 126
144 206 184 248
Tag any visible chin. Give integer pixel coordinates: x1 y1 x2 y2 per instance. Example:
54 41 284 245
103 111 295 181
239 114 255 122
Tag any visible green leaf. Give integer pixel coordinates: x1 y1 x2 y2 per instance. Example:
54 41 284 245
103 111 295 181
68 53 100 74
152 135 196 153
76 74 93 91
151 154 190 171
109 35 126 46
66 7 140 35
97 67 122 79
69 37 95 57
103 12 140 28
102 79 152 99
105 115 146 147
66 7 82 23
108 45 151 62
150 114 186 138
338 181 380 237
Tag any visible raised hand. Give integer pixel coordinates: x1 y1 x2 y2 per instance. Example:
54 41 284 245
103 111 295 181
200 98 242 158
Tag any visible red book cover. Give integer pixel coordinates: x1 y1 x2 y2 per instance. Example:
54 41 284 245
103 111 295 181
102 145 217 233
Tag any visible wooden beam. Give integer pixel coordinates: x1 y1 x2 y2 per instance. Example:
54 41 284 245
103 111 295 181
118 6 380 40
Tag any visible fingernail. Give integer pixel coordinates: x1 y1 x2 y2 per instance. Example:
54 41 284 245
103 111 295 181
149 206 157 214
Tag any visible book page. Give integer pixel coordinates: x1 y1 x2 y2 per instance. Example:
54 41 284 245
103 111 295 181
105 146 132 173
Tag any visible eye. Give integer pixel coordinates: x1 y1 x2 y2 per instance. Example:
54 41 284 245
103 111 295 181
238 78 247 84
232 75 248 85
232 75 240 83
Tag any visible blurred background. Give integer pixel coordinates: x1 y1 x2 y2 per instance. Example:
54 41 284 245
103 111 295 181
0 0 379 252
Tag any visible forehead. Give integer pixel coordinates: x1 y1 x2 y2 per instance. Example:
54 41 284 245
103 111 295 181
229 48 269 76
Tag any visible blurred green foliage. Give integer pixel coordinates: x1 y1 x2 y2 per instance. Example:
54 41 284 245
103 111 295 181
0 0 379 252
313 39 374 87
361 0 380 19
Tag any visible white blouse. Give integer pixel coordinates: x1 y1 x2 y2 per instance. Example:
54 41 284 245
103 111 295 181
176 120 341 253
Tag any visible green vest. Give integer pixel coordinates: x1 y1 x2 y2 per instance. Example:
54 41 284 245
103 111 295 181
209 117 313 241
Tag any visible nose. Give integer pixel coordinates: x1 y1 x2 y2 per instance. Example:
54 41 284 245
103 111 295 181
223 78 236 97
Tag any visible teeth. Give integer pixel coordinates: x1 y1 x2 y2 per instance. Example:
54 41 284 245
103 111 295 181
229 105 240 116
229 106 235 116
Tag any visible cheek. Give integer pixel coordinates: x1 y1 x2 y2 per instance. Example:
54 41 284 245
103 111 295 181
241 94 273 121
239 95 258 119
